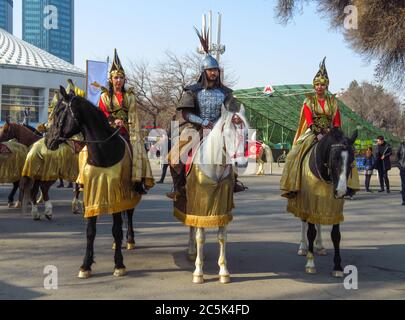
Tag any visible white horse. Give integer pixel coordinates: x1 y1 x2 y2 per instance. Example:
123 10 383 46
249 131 274 176
174 105 249 284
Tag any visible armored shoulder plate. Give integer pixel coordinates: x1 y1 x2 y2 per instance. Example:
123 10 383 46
185 83 203 93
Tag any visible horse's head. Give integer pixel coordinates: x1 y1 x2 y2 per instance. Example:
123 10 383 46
45 86 82 150
0 118 13 142
323 127 358 199
221 104 249 169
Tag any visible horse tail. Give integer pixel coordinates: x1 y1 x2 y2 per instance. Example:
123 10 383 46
264 145 274 175
20 176 34 215
265 145 274 164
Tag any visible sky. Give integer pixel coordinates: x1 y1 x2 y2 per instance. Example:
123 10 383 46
12 0 394 96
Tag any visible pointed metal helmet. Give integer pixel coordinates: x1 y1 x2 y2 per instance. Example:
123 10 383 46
110 48 126 79
200 54 220 72
313 57 330 86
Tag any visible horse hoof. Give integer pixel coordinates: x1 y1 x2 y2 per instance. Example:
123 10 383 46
316 248 327 256
187 254 197 262
113 268 127 277
33 216 40 221
305 267 317 274
8 203 13 208
297 249 308 256
112 243 116 250
45 215 53 221
192 275 204 284
332 271 344 278
126 243 135 250
78 270 92 279
14 201 21 209
220 275 231 284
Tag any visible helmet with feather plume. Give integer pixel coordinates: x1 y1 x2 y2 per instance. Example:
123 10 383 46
194 27 220 72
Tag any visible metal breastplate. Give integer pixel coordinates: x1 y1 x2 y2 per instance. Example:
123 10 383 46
197 89 226 123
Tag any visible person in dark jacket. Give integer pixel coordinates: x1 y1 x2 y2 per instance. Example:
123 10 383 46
397 142 405 205
375 136 392 193
363 147 376 192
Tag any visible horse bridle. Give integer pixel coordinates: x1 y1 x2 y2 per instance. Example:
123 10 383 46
314 142 348 185
221 120 247 159
56 96 121 145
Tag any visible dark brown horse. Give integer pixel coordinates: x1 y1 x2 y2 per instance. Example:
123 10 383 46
0 120 81 219
0 120 42 208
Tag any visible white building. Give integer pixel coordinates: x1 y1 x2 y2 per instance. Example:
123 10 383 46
0 28 85 126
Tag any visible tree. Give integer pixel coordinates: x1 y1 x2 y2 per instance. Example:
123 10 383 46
275 0 405 88
339 80 404 138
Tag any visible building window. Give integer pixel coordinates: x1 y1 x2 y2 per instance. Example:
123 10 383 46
1 86 43 123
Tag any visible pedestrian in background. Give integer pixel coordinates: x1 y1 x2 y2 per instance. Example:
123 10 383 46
363 147 375 193
375 136 392 193
397 141 405 205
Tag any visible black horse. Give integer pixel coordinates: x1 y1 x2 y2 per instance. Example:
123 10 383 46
45 87 138 279
289 127 357 277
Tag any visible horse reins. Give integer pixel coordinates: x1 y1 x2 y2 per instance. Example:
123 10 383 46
314 142 348 185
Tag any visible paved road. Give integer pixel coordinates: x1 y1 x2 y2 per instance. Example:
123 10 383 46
0 164 404 300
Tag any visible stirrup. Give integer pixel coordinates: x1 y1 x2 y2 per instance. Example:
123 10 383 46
282 191 298 199
234 181 248 193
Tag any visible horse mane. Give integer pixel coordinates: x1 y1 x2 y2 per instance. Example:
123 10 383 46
196 109 249 166
74 96 116 135
329 127 344 141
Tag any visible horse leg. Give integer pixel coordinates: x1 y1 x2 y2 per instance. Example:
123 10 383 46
298 220 308 256
78 216 97 279
126 209 135 250
315 224 327 256
187 227 197 261
112 213 126 277
331 224 344 278
42 182 53 221
31 180 41 220
305 223 317 274
72 183 82 215
8 181 19 208
218 226 230 284
193 227 205 284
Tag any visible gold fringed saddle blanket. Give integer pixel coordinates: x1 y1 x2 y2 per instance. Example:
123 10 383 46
21 138 78 182
77 142 141 218
174 164 235 228
0 140 28 183
287 148 345 225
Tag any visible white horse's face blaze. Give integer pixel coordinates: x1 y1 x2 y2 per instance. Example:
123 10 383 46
335 150 349 198
329 143 354 199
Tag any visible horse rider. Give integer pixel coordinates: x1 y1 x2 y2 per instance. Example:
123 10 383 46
98 49 155 193
167 28 246 200
280 58 343 199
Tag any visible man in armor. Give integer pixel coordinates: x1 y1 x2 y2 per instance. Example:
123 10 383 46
167 29 246 200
